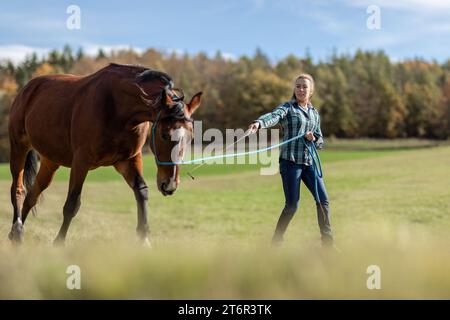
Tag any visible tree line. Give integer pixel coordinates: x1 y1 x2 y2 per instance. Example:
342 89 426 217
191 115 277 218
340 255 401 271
0 45 449 161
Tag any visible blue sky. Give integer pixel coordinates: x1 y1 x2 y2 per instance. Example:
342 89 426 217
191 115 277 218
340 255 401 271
1 0 449 64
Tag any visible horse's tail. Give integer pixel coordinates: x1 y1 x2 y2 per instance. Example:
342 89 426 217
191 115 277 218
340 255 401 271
24 150 39 216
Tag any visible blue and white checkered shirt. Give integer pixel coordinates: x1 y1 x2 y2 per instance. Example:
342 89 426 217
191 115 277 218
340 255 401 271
255 99 324 165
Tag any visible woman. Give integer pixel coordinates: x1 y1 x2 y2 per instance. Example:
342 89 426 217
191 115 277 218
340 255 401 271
248 74 333 246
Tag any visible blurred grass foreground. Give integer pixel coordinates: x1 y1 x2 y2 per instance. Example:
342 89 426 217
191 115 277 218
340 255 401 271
0 139 449 299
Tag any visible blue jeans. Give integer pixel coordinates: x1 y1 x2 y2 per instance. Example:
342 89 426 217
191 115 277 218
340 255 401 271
273 159 333 244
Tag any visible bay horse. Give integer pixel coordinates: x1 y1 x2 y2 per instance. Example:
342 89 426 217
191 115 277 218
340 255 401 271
8 63 202 245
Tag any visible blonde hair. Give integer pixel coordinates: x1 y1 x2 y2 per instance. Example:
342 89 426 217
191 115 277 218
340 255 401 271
292 73 315 100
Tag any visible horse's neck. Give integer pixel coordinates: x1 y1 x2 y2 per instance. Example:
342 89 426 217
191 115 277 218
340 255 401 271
123 108 160 130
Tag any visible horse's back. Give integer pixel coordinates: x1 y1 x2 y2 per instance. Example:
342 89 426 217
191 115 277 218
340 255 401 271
11 74 81 115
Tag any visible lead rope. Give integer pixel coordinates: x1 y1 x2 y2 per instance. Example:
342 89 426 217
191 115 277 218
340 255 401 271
152 115 324 187
187 128 252 179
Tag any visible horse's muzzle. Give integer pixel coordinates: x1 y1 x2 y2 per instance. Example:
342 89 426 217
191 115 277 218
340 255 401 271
159 182 176 196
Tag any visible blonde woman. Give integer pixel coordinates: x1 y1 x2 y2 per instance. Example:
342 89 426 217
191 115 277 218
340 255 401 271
248 74 333 246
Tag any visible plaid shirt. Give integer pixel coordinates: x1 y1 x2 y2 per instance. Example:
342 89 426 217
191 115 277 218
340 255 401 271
255 99 324 165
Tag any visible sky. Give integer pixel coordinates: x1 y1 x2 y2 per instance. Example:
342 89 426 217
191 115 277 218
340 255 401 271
0 0 449 64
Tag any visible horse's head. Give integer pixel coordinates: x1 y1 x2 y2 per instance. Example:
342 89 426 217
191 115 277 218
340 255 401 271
119 69 202 196
150 88 202 196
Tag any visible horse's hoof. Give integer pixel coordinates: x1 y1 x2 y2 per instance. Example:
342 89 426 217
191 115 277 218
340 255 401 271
53 237 65 247
8 231 23 244
9 222 24 244
142 237 152 248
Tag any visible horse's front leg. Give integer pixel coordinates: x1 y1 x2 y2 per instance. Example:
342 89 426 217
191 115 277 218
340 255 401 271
54 158 89 245
114 153 150 246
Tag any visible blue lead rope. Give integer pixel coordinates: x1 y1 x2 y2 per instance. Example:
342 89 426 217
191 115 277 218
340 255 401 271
302 137 323 202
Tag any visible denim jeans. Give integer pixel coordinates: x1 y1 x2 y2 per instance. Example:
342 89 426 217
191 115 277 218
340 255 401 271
273 158 333 244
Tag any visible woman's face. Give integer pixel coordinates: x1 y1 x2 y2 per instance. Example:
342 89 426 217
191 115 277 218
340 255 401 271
294 78 312 103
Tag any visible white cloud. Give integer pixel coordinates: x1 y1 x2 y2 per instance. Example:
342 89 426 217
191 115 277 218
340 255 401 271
0 43 235 65
221 52 238 61
0 45 51 64
82 44 144 56
0 44 146 65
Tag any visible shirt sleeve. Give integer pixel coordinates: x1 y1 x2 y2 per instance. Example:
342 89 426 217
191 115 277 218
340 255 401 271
313 113 324 150
254 102 290 129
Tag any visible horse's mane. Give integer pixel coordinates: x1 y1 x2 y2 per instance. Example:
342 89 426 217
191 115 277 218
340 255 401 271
136 70 173 87
91 63 173 87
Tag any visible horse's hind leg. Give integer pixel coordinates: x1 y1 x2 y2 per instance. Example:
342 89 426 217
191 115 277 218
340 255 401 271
21 157 60 224
54 158 89 245
114 153 150 246
8 141 30 243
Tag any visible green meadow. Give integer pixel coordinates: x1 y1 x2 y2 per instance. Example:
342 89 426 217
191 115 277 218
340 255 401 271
0 139 449 299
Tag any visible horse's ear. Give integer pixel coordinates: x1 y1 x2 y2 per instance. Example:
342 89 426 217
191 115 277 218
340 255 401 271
187 92 202 115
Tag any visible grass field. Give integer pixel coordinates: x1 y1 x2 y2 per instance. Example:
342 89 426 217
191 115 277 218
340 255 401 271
0 139 449 299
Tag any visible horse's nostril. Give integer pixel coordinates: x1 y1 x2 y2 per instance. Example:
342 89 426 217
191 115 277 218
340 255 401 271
159 181 176 196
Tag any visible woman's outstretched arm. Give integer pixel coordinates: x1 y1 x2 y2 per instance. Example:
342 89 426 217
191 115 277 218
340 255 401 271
249 102 290 132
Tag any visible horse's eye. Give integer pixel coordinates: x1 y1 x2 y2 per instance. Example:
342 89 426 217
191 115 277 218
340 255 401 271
161 132 170 141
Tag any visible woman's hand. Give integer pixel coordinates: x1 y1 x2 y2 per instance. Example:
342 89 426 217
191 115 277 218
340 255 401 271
305 131 316 142
248 122 260 134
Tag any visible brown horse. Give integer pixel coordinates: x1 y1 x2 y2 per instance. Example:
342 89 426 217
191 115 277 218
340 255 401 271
8 63 202 245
